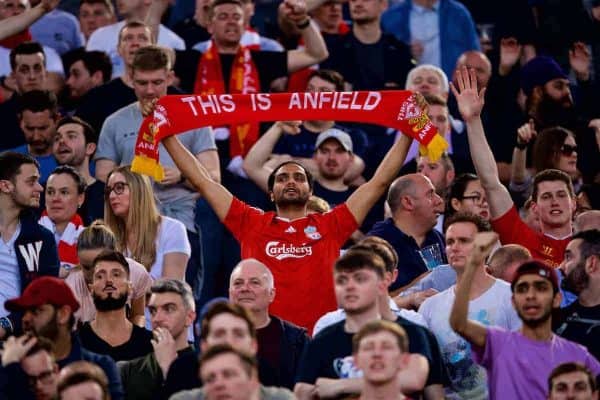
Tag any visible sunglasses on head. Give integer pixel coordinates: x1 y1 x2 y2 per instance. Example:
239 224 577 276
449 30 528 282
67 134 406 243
560 144 577 156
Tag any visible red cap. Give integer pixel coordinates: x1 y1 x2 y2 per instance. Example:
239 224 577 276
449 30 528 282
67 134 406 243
5 276 80 313
510 260 559 293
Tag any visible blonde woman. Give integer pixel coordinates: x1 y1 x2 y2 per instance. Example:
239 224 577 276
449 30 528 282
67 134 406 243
104 166 190 281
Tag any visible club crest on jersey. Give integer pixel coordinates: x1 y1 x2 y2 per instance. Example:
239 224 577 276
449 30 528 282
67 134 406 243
304 226 321 240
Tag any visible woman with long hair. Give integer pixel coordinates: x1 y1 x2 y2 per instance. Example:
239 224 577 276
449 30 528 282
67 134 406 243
444 173 491 231
104 166 190 281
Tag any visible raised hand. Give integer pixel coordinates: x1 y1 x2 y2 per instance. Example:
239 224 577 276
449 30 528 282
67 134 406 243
277 120 303 135
569 42 591 81
281 0 309 24
450 66 486 123
466 232 498 270
1 335 37 366
517 119 537 147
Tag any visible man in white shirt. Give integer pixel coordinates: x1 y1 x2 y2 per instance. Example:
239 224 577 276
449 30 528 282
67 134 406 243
86 0 185 78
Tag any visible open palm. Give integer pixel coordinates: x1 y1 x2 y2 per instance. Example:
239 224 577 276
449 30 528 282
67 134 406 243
450 66 486 122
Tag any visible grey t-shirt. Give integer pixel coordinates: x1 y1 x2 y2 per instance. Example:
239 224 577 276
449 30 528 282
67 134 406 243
96 102 216 232
169 386 295 400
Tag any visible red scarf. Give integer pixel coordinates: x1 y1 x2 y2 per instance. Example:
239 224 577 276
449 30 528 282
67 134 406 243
38 212 84 267
131 91 447 181
194 41 260 159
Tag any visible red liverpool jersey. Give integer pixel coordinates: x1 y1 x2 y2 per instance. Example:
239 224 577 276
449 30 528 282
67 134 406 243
224 198 358 330
492 206 570 267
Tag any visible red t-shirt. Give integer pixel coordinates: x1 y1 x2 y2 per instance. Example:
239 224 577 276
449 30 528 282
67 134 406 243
224 198 358 330
492 206 570 267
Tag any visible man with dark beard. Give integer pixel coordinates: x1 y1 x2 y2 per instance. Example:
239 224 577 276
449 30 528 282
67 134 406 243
449 233 600 400
554 230 600 361
164 122 413 330
77 250 153 362
2 276 124 399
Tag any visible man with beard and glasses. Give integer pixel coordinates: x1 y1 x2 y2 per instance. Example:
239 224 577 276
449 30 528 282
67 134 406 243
78 250 153 362
10 89 58 184
163 114 413 331
554 230 600 361
0 336 59 400
2 276 124 399
0 151 58 341
449 232 600 400
453 66 576 267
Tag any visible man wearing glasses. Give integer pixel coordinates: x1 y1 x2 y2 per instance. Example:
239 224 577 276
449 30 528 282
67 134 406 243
0 336 58 400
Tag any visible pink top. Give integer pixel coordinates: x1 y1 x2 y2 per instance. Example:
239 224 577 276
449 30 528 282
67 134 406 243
65 257 153 324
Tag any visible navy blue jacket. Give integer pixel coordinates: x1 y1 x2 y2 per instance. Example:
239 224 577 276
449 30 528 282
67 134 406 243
6 211 60 333
367 218 447 291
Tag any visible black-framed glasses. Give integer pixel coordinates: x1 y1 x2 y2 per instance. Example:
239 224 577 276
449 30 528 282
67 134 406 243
461 193 485 204
560 144 577 156
104 182 129 198
27 369 55 386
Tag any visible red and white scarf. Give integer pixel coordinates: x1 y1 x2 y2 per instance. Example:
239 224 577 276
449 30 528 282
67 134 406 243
194 40 261 159
39 212 84 267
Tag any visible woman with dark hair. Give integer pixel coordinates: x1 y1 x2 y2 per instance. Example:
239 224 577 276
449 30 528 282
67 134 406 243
511 125 580 205
444 173 491 227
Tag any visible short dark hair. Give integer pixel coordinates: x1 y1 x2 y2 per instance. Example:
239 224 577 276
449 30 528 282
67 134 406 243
572 229 600 261
352 320 409 353
80 0 115 15
307 69 345 91
49 165 87 194
17 90 58 117
353 237 398 274
334 248 386 279
548 362 597 393
57 361 110 400
0 151 40 181
445 173 479 219
56 116 98 145
267 161 314 193
208 0 244 19
118 20 151 44
10 42 45 70
92 250 130 277
132 45 171 73
150 278 195 312
199 344 258 378
68 49 112 83
445 212 492 234
200 301 256 340
531 169 574 201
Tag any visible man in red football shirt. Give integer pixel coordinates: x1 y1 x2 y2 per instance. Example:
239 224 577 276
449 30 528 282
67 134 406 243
163 128 412 330
452 66 575 267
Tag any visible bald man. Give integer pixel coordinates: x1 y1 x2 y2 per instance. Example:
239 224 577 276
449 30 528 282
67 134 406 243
368 174 446 296
486 244 532 282
229 259 309 390
575 211 600 234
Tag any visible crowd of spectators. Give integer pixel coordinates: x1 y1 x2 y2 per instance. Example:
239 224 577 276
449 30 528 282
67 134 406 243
0 0 599 398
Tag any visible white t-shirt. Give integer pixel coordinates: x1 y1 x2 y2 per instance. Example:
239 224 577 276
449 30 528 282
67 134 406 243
312 297 428 336
86 21 185 78
418 279 521 399
125 216 191 280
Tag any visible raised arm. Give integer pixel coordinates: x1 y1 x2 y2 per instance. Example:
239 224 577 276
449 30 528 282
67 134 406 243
449 232 497 348
510 120 536 185
162 135 233 221
243 121 301 192
282 0 329 73
451 66 514 218
346 134 412 225
0 0 56 41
